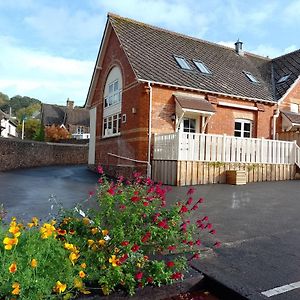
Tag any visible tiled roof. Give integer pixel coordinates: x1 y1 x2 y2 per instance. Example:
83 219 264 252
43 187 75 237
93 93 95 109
272 50 300 100
108 14 300 103
174 93 216 113
281 110 300 125
42 104 89 127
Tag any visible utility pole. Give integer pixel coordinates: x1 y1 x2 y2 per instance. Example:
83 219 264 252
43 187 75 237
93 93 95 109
21 115 27 140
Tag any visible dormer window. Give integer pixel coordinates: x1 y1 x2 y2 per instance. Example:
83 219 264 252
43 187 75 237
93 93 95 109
243 71 259 83
174 55 192 70
277 74 290 84
193 60 211 74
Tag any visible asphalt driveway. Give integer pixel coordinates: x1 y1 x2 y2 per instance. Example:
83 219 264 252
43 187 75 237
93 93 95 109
166 181 300 299
1 166 299 299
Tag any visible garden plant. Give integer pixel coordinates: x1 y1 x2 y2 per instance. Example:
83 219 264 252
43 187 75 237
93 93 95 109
0 167 220 299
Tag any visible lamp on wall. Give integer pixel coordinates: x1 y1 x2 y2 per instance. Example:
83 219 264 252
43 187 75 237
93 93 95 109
171 113 176 122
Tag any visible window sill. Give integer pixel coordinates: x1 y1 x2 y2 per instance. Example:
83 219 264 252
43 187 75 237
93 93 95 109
101 133 121 139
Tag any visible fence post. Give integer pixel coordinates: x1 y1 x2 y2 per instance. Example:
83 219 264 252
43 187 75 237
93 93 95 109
222 134 226 162
261 137 265 163
177 131 181 160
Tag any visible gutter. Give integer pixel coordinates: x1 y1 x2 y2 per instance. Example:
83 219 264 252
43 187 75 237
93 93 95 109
138 79 276 105
272 108 280 139
147 82 152 178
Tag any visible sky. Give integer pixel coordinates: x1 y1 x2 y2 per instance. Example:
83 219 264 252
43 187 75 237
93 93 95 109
0 0 299 106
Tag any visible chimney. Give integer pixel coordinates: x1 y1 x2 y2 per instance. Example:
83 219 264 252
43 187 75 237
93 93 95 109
235 39 244 56
66 98 74 109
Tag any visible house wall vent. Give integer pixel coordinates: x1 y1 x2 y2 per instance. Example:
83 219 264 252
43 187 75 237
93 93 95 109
235 39 244 56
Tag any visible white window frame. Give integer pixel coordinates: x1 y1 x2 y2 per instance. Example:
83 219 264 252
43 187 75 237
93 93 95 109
103 113 122 137
234 119 252 138
243 71 259 83
174 55 192 70
193 60 211 74
104 79 121 108
76 126 84 134
290 103 299 113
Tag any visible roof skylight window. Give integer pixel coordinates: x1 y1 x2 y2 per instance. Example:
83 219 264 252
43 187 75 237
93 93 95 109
277 74 290 84
174 56 192 70
244 71 259 83
193 60 211 74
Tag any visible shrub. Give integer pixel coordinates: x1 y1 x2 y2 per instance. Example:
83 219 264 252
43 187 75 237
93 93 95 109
0 169 220 298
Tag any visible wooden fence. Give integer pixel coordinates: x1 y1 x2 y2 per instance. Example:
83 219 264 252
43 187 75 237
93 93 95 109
154 132 297 165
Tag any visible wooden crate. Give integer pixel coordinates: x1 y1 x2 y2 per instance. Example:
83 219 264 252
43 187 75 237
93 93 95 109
226 170 247 185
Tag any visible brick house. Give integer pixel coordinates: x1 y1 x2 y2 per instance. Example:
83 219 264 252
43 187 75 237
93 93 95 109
41 99 90 140
85 13 300 183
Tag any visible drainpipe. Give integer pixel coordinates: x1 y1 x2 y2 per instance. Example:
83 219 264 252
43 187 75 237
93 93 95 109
273 108 280 140
147 82 152 178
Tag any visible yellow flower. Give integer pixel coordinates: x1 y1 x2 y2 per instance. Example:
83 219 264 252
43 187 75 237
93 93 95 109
80 263 86 269
114 247 120 253
53 281 67 294
64 243 78 253
102 285 110 295
91 228 98 235
9 224 21 238
40 223 56 239
69 252 80 265
98 239 105 247
9 262 17 273
79 271 86 278
31 259 38 268
28 217 39 228
12 282 20 295
3 237 18 250
82 217 90 225
109 255 119 267
87 239 94 247
74 278 83 289
102 229 109 236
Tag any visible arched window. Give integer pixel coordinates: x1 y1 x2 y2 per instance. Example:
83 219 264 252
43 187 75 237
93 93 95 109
103 66 122 137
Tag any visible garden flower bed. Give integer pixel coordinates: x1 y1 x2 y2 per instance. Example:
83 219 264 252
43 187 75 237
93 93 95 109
0 167 220 299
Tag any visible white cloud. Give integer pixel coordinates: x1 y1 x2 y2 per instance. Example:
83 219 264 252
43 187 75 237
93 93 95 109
217 41 235 49
250 44 298 58
0 36 93 105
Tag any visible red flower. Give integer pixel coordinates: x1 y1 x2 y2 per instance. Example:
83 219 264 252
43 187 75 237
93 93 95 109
135 272 143 281
98 178 103 184
141 232 151 243
143 201 149 207
119 204 126 210
166 261 175 268
209 229 216 235
121 241 129 246
187 188 195 195
131 244 140 252
153 213 161 223
186 197 193 205
131 196 140 203
191 204 198 210
97 165 104 174
214 241 221 248
107 186 115 196
198 223 205 229
202 216 209 222
147 277 153 283
158 220 169 229
182 239 187 244
56 229 67 235
180 205 188 213
195 239 201 246
117 175 124 183
168 245 176 251
206 223 213 230
89 191 95 197
119 253 129 263
171 272 183 280
181 223 187 232
188 241 194 246
146 178 153 186
191 253 200 260
198 197 204 203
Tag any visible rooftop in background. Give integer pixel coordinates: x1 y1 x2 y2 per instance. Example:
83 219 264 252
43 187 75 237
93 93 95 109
102 13 300 103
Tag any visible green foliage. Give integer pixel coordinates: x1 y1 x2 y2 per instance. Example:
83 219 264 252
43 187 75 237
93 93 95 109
0 92 9 106
16 103 41 121
17 119 41 140
33 124 45 141
8 95 41 114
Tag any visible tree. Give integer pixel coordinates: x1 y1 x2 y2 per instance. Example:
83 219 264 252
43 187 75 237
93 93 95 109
44 125 70 142
16 103 41 121
17 119 41 140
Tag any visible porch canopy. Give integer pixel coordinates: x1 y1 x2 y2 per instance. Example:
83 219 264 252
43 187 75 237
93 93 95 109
174 93 216 132
281 110 300 131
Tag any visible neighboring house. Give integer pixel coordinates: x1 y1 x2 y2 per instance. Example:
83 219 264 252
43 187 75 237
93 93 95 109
41 99 90 139
85 13 300 183
0 109 18 138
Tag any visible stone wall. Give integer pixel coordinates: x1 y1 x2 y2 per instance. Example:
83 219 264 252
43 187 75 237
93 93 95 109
0 137 88 171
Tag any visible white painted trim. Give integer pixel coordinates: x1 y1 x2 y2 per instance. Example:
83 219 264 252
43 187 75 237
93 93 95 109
138 79 276 104
261 281 300 297
182 108 215 115
278 75 300 105
147 82 152 177
218 101 258 111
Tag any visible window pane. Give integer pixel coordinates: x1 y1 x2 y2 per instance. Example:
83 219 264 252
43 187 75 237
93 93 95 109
194 61 210 74
104 97 108 107
109 83 113 94
113 119 117 134
235 122 241 130
190 119 196 130
234 131 241 137
174 56 192 70
244 123 251 131
114 81 118 91
244 132 250 138
108 96 113 105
